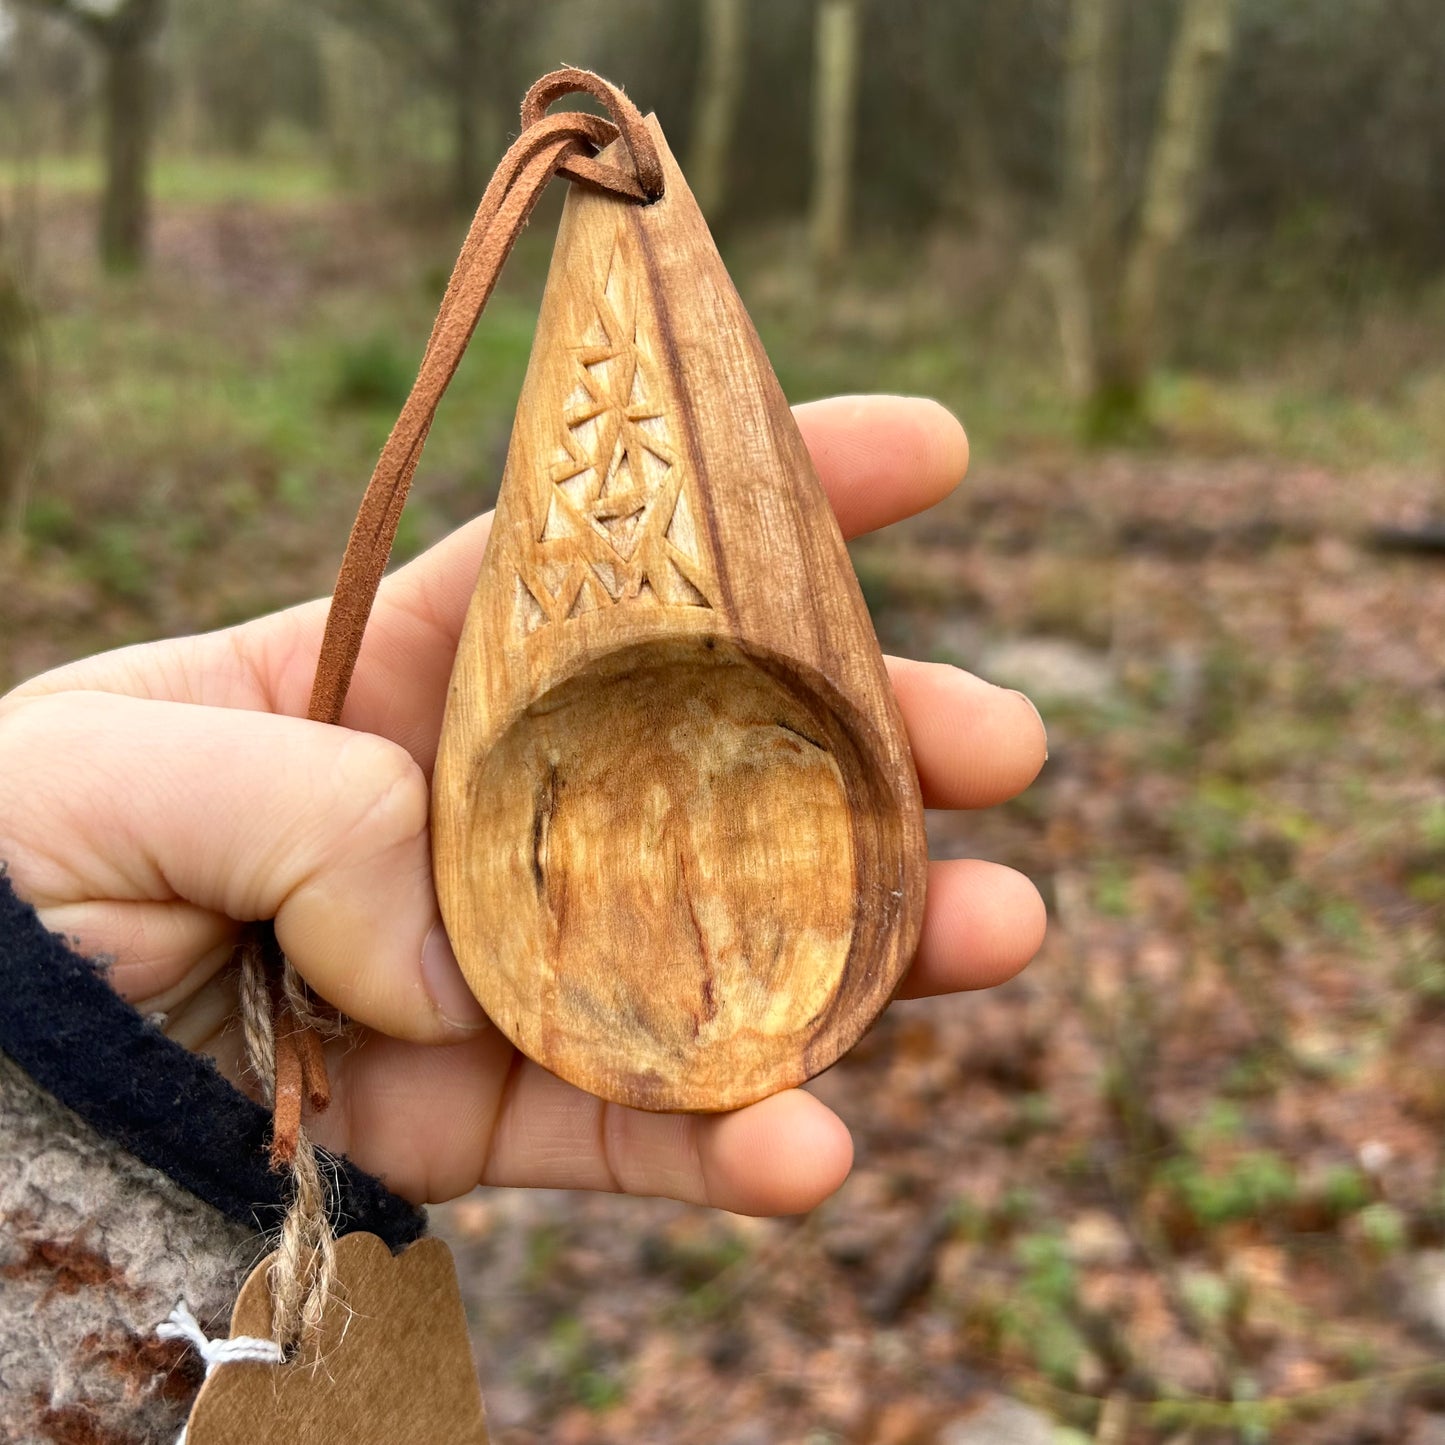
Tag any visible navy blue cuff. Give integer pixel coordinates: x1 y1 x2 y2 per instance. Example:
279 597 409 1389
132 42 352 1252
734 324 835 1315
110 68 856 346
0 869 426 1250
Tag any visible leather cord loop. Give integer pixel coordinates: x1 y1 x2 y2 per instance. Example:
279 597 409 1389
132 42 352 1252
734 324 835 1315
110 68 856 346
520 66 664 201
304 71 661 731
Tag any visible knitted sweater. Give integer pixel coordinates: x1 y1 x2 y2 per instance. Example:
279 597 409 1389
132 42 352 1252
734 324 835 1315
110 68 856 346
0 874 426 1445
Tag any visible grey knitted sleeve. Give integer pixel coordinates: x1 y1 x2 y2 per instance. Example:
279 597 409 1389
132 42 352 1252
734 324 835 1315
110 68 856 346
0 1051 253 1445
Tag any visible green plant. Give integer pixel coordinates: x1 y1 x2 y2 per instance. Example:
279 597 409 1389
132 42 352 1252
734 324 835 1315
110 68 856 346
993 1231 1091 1385
86 522 151 601
1356 1202 1407 1256
1318 1164 1373 1218
523 1221 565 1289
1179 1267 1236 1327
544 1316 626 1412
1160 1149 1297 1227
24 495 77 547
1092 860 1134 918
330 331 413 410
1422 801 1445 851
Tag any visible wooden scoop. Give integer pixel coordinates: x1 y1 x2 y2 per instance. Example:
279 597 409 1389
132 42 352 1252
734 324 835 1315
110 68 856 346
432 120 926 1113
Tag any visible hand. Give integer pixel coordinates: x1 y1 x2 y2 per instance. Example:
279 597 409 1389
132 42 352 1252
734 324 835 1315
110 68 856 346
0 395 1046 1212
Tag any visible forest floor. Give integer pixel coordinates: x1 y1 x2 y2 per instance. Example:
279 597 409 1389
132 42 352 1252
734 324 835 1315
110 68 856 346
3 187 1444 1445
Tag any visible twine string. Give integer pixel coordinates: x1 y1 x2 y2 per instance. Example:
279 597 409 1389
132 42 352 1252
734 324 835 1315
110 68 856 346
158 1301 285 1443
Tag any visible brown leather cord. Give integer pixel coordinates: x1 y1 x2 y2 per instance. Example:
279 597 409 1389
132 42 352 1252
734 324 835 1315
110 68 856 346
269 1001 304 1169
521 66 666 201
263 70 662 1164
266 987 329 1168
305 76 661 728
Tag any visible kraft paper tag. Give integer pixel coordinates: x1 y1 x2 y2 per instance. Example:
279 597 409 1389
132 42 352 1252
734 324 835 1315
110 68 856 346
186 1233 489 1444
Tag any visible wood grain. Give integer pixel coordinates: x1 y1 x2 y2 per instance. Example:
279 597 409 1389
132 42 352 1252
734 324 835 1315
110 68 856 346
432 118 927 1113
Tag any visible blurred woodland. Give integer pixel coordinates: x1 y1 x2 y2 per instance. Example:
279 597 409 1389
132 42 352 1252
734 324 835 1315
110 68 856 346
2 2 1444 1443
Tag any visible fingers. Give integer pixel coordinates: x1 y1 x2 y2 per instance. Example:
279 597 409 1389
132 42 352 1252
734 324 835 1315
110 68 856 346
687 1090 854 1215
37 897 236 1010
323 858 1047 1205
481 1063 854 1214
0 691 484 1045
322 854 1046 1207
794 395 969 538
376 396 968 660
9 398 971 775
897 859 1047 999
887 657 1047 809
323 1028 855 1211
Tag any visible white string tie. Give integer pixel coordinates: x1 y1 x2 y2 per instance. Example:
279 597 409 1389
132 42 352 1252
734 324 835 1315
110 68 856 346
158 1301 285 1444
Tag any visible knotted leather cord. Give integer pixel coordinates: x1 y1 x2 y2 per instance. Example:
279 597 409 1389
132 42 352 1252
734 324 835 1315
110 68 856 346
236 69 662 1350
306 69 662 727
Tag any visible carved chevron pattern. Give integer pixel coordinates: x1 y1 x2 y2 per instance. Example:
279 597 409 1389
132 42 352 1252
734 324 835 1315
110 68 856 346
514 229 717 634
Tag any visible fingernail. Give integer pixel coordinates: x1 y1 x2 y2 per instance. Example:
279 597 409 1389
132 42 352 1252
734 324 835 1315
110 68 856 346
422 925 488 1032
1010 689 1049 761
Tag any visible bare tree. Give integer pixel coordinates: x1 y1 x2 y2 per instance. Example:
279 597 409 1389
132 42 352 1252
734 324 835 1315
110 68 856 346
0 130 44 550
1 8 49 544
809 0 861 274
323 0 537 212
688 0 748 221
447 0 487 210
0 249 42 547
16 0 168 273
1117 0 1239 399
1058 0 1240 439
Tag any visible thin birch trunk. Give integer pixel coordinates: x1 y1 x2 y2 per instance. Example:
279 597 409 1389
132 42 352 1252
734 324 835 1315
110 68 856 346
447 0 486 212
809 0 861 275
1116 0 1240 388
1060 0 1239 439
688 0 748 221
100 17 157 273
1061 0 1122 416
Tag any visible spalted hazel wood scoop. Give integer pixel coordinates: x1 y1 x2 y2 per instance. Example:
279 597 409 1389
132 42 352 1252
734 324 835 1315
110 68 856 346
304 70 926 1117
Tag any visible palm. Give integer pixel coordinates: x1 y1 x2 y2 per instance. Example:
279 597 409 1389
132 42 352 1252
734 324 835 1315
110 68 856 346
7 397 1045 1211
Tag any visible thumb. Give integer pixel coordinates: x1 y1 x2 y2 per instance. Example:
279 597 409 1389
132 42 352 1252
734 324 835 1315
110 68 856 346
0 690 485 1042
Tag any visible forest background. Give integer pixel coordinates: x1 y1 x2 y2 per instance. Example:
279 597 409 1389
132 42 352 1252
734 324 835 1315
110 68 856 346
2 2 1444 1442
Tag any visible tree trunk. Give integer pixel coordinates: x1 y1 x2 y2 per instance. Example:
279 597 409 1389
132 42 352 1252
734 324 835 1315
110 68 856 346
100 26 154 273
0 242 44 548
1065 0 1240 441
452 83 483 212
448 0 486 212
1063 0 1120 315
1115 0 1240 395
13 0 166 273
1061 0 1127 437
809 0 861 275
688 0 748 221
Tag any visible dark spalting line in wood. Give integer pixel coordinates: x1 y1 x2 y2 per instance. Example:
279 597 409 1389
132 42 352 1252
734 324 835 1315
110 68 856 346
531 761 557 896
635 218 737 624
776 718 828 752
678 852 719 1038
